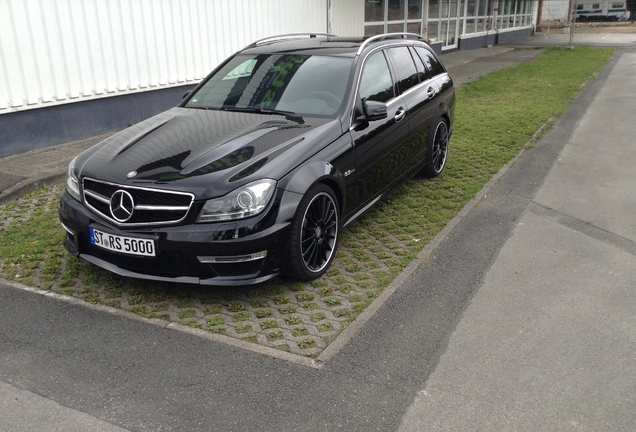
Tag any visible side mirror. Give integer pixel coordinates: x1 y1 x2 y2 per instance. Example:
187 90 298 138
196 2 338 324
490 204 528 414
363 100 388 121
182 91 191 100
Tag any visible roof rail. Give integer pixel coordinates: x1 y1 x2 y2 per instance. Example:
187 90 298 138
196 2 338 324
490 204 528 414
240 33 337 51
356 32 424 55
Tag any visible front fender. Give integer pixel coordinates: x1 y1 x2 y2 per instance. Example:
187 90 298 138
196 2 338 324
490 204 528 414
276 161 346 223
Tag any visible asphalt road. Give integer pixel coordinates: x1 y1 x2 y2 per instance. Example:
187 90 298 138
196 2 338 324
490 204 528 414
1 48 634 431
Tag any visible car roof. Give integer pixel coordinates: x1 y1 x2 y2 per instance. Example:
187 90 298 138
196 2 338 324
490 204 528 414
239 33 431 58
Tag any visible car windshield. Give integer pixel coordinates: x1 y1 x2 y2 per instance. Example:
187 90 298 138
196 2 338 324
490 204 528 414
185 53 353 117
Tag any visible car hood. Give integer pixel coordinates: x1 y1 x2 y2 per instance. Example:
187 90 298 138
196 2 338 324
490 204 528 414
76 107 342 199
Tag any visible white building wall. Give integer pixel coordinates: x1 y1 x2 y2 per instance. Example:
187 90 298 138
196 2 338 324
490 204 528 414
331 0 365 36
0 0 330 114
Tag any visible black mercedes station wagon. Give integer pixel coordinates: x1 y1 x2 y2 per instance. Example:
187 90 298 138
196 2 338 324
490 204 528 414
59 33 455 286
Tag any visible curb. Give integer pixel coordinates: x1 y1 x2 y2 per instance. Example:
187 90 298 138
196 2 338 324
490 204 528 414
0 173 66 205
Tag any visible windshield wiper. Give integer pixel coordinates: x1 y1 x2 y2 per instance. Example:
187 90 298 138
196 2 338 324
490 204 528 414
221 106 297 117
220 106 304 123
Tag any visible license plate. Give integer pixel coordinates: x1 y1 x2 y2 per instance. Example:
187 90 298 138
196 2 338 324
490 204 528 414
89 227 156 257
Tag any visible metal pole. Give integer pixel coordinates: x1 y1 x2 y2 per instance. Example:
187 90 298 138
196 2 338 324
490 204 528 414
568 0 578 48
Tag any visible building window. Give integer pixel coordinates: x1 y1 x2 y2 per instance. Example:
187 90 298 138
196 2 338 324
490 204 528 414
365 1 534 49
364 0 424 36
366 0 386 22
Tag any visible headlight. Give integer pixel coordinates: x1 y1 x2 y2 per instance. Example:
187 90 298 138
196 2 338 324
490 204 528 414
66 156 81 201
197 179 276 223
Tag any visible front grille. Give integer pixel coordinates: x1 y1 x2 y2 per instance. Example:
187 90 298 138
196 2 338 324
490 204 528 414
82 178 194 227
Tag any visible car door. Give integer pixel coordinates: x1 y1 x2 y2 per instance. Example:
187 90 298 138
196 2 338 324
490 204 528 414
384 46 439 174
346 49 409 216
414 45 454 112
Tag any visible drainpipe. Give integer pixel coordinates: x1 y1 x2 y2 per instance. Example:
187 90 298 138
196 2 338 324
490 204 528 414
493 1 500 45
327 0 333 33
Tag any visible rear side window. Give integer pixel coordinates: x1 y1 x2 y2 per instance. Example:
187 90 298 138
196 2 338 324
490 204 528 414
409 47 430 82
415 47 446 77
359 51 395 103
386 47 419 95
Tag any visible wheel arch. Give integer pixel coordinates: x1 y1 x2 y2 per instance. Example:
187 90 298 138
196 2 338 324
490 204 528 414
440 112 451 133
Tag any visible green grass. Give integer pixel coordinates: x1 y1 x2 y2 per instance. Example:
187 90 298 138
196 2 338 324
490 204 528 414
0 47 614 356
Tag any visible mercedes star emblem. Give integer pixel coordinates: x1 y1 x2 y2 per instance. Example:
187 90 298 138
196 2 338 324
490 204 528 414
110 190 135 222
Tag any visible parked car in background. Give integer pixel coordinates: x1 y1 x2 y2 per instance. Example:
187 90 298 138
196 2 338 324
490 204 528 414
59 33 455 286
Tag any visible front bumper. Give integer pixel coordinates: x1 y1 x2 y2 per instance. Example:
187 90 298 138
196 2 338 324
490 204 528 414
58 189 293 286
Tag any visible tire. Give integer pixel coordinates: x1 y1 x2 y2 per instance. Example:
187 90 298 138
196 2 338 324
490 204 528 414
286 184 340 281
420 118 449 178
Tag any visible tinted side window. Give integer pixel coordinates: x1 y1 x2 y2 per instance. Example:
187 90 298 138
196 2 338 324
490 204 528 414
386 47 419 94
409 47 430 82
359 51 395 103
415 47 445 77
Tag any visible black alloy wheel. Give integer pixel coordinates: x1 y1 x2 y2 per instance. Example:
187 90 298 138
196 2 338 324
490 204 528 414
421 118 449 178
286 184 339 281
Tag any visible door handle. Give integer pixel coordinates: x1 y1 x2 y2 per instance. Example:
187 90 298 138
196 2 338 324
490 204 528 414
394 107 406 122
427 87 436 99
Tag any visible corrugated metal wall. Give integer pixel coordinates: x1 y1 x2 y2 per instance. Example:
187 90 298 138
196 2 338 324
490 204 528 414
0 0 336 114
331 0 365 36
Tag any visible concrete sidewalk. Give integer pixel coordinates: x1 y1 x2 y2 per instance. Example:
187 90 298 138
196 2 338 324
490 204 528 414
398 50 636 431
0 134 109 203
